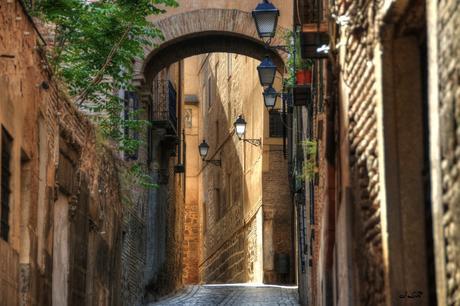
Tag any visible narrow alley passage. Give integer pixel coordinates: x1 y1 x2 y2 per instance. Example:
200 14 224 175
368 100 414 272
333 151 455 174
147 284 299 306
2 0 460 306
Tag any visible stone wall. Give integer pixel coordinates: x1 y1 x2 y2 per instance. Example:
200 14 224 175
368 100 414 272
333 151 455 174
0 2 136 305
183 52 293 285
141 64 187 302
311 0 433 305
430 0 460 304
335 1 386 304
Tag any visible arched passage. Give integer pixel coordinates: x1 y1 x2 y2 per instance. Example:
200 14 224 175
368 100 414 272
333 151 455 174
134 9 287 88
135 8 294 297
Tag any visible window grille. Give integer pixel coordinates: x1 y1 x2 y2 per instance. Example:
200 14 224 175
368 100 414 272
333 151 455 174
269 110 284 138
168 81 177 129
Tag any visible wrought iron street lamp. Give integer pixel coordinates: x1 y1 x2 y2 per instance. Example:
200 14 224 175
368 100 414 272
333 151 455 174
257 56 277 87
198 140 221 166
234 116 247 139
252 0 280 39
233 116 261 146
263 86 278 110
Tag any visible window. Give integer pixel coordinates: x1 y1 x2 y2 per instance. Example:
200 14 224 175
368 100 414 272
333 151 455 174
207 76 212 109
227 53 232 79
226 173 233 209
147 103 153 163
269 110 284 138
214 187 221 220
202 84 206 118
124 91 139 160
215 120 219 146
202 201 207 234
1 128 13 241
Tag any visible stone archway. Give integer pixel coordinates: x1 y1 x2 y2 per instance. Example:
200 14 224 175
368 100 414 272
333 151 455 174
135 7 293 294
133 9 288 89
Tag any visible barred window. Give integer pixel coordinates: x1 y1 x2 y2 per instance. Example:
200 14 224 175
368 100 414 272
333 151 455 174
269 111 284 138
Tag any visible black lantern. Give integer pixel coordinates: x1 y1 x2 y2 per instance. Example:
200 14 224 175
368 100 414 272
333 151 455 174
233 115 261 147
198 140 221 166
257 56 277 87
234 115 247 139
263 86 278 110
252 0 280 39
198 140 209 160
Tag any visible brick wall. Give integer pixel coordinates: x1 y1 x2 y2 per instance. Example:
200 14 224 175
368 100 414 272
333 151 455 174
337 1 385 305
434 0 460 304
0 2 138 305
0 239 19 306
262 147 294 284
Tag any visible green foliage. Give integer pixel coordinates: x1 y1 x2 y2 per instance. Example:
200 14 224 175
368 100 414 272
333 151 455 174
297 140 317 182
127 163 158 189
282 29 314 89
31 0 177 190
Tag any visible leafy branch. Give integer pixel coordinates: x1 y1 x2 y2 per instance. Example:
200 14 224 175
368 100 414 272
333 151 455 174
31 0 178 190
297 140 317 182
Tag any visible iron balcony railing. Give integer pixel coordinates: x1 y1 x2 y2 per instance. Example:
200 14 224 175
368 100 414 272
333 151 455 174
152 79 178 134
298 0 327 24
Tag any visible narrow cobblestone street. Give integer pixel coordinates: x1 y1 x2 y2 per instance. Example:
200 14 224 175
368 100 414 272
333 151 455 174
2 0 458 305
148 284 299 305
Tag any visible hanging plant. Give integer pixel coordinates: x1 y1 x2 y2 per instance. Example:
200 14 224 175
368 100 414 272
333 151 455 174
296 140 317 182
283 29 314 89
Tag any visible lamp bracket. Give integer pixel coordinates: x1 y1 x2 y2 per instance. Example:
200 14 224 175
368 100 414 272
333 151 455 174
203 159 221 167
263 40 290 54
269 45 290 54
244 138 262 147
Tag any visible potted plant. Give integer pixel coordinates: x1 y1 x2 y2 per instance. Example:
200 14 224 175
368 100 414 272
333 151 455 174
283 30 314 88
293 31 314 86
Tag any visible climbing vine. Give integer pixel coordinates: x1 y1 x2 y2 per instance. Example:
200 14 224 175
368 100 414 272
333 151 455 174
30 0 178 188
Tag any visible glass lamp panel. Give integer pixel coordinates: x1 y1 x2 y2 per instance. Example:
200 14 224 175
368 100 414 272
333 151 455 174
263 87 278 109
257 57 277 87
235 123 246 138
254 11 278 38
252 1 280 38
199 141 209 158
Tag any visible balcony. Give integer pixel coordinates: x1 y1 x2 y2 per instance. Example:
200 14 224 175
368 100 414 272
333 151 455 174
151 79 178 134
296 0 328 26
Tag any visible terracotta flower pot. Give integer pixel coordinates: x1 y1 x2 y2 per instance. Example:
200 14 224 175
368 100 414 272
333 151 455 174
296 70 312 85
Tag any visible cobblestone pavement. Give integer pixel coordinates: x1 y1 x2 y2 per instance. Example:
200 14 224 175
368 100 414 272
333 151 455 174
147 284 300 306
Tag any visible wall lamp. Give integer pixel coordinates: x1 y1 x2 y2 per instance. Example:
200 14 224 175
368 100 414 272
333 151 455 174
263 86 293 110
234 116 262 147
252 0 279 40
198 140 221 166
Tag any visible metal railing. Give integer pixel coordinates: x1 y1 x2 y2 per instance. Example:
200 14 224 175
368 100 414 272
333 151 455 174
152 79 178 133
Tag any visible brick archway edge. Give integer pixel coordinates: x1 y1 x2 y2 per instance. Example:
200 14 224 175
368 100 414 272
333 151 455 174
134 9 288 86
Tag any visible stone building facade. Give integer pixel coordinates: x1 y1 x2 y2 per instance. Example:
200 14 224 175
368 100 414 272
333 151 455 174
428 0 460 304
292 0 459 305
140 63 187 302
183 53 294 285
0 2 126 305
